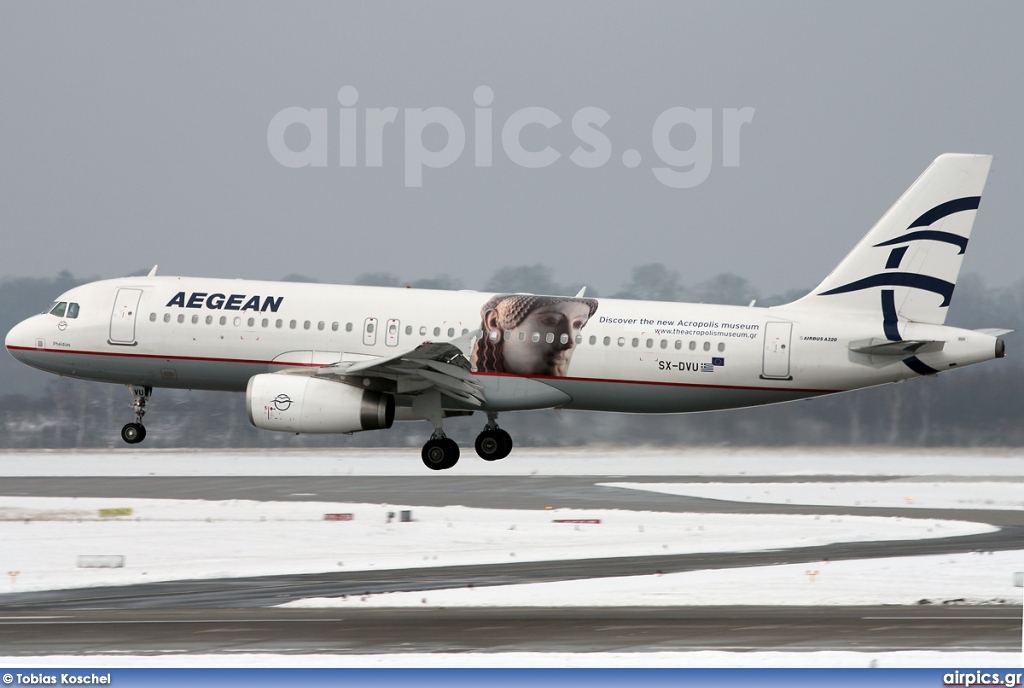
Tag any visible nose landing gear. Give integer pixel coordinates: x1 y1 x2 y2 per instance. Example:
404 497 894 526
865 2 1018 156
120 385 151 445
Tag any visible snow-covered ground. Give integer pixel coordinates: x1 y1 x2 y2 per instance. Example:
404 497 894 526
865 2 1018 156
2 446 1023 477
0 495 995 594
0 650 1015 668
0 448 1021 667
604 481 1024 510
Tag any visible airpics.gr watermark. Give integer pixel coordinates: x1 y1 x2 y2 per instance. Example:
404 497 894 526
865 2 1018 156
267 86 754 188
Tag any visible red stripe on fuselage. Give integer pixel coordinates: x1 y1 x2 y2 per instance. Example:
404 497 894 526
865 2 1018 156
6 345 841 394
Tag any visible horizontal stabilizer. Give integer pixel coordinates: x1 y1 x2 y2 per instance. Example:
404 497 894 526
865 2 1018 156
849 338 945 356
974 328 1013 337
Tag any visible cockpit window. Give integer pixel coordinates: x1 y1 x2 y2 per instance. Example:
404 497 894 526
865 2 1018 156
67 302 80 319
47 302 67 317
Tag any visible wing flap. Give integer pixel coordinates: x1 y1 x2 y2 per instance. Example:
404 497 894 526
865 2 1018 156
313 331 485 405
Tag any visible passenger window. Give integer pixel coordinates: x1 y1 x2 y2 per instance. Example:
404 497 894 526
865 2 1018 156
50 302 67 317
219 316 227 326
67 303 80 319
560 333 569 345
163 313 170 323
546 333 555 344
504 331 512 341
489 330 499 341
317 321 324 331
632 338 639 347
689 341 696 351
531 332 540 342
660 339 668 349
233 317 241 327
617 337 625 347
177 314 184 324
718 342 725 352
448 327 455 337
434 327 441 336
589 335 596 345
303 321 311 330
150 313 157 322
289 320 296 329
345 322 353 332
331 322 338 331
206 315 214 325
405 325 412 335
248 318 255 327
518 331 526 342
646 338 653 348
462 328 468 335
419 326 427 336
704 341 711 351
675 340 682 350
192 315 199 324
603 336 610 346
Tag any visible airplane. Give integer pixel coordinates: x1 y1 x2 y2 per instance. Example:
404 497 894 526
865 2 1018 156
5 154 1009 470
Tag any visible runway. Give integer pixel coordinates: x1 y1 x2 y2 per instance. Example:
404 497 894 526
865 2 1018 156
0 473 1020 656
0 607 1019 655
3 475 1023 525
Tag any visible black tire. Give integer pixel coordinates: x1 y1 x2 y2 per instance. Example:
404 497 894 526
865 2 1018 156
421 437 460 470
496 428 513 456
475 429 511 461
120 423 143 444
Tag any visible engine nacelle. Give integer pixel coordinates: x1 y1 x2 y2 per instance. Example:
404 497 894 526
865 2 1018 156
246 374 394 434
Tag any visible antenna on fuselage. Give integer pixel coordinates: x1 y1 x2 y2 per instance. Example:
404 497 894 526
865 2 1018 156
574 286 587 298
147 265 158 277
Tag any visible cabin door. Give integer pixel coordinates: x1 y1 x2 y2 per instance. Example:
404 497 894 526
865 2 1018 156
109 288 143 345
761 321 792 379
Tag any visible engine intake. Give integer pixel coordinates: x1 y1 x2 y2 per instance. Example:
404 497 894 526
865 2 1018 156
247 374 394 434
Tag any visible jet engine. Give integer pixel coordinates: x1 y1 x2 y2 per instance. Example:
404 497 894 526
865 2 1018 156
246 374 394 434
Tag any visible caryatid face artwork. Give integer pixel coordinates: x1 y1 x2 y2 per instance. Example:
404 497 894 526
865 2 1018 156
472 294 599 376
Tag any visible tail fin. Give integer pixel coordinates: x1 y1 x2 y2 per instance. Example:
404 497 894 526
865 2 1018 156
786 153 992 325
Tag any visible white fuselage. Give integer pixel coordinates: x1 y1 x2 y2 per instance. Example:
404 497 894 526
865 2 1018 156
4 275 1002 416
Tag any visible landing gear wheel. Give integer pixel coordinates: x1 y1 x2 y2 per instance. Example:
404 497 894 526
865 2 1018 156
421 437 460 470
121 422 146 444
496 428 512 454
475 428 512 461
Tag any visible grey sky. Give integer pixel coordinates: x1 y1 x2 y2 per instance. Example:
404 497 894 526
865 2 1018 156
2 1 1022 297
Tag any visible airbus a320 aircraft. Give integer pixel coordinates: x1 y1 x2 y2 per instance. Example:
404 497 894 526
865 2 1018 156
5 154 1009 470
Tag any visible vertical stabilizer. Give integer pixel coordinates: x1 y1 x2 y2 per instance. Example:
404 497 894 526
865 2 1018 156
787 154 992 325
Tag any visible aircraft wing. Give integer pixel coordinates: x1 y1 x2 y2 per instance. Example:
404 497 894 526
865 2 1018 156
313 329 485 406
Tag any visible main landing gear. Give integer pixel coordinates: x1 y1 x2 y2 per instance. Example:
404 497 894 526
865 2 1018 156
120 385 151 445
421 430 460 471
419 412 514 471
474 413 513 462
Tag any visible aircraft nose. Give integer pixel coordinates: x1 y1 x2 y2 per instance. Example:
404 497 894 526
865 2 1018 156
5 317 40 362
